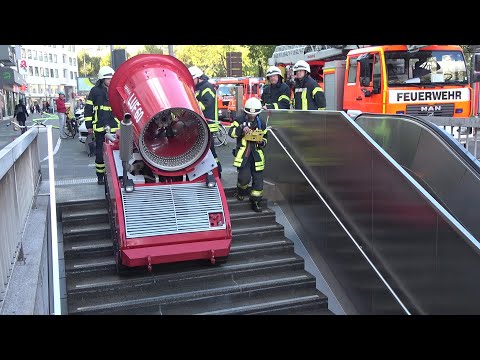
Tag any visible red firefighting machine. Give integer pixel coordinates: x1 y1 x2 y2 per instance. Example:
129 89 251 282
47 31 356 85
105 54 232 272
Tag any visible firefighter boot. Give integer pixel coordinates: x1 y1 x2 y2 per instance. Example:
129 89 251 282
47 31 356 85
97 175 105 185
251 201 262 213
236 185 248 201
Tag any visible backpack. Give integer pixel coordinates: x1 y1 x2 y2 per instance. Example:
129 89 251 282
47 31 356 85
16 106 23 115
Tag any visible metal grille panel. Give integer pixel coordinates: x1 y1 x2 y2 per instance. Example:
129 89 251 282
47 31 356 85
406 103 454 117
122 182 225 238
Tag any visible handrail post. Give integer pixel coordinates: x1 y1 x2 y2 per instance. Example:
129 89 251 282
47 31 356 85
46 125 61 314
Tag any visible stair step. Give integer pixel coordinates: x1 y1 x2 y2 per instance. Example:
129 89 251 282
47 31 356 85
59 199 108 214
251 303 335 315
165 280 325 315
62 207 109 226
63 223 111 241
70 269 318 314
68 255 306 295
63 237 113 259
65 237 297 276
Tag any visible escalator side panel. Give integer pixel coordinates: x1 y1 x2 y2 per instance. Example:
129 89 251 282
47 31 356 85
267 138 404 314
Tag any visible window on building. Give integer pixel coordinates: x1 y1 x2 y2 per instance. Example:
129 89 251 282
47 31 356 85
49 54 52 62
32 88 37 94
33 50 37 60
73 58 76 66
74 72 78 78
35 67 39 76
50 69 54 78
40 67 44 76
44 68 49 77
54 54 57 63
39 52 43 61
21 49 26 58
70 71 74 79
29 66 33 76
55 69 58 78
44 52 47 61
62 45 65 49
63 54 66 63
63 69 67 78
69 57 72 66
72 46 75 52
27 50 32 59
53 45 56 48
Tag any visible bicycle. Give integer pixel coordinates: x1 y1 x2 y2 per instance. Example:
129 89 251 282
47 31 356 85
63 106 78 139
212 121 228 147
64 116 78 138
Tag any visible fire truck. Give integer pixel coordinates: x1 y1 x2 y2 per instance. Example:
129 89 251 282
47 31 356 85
269 45 478 119
212 76 265 120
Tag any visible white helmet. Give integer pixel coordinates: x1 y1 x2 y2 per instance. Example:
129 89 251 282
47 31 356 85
244 97 262 115
188 66 203 79
266 66 282 78
293 60 310 73
98 66 115 79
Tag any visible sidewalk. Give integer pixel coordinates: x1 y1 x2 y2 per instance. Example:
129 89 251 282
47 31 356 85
0 113 59 152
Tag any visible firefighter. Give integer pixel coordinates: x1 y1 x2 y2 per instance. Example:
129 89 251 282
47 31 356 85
292 60 326 110
188 65 222 178
228 97 268 213
261 65 291 110
84 65 121 185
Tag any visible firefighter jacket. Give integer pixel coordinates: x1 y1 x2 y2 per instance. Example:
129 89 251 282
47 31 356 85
194 75 219 132
228 113 268 172
84 82 120 133
293 75 326 110
261 81 291 109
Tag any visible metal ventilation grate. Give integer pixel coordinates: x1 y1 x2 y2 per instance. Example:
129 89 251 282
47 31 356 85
122 182 225 239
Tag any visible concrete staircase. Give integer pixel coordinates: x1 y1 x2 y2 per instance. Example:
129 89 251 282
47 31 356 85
60 188 334 315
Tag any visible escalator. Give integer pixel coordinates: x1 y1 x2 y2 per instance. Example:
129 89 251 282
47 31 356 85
262 109 480 314
355 112 480 241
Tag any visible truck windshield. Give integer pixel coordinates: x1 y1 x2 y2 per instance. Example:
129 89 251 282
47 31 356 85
384 50 468 87
217 84 236 97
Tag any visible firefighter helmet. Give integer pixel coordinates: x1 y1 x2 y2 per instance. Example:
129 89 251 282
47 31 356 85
98 66 115 79
266 66 282 78
293 60 310 73
244 97 262 115
188 66 203 79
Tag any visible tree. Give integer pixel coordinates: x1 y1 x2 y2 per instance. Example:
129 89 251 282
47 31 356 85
175 45 258 77
77 50 102 77
241 45 277 74
137 45 165 55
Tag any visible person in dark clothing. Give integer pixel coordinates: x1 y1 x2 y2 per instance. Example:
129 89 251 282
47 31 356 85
228 97 268 213
84 66 120 185
261 65 291 110
189 65 222 177
292 60 326 110
14 99 29 134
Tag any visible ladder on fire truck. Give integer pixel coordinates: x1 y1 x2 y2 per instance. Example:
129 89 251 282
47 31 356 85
268 45 363 65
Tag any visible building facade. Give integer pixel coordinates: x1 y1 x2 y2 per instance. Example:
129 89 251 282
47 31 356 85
0 45 27 120
19 45 80 111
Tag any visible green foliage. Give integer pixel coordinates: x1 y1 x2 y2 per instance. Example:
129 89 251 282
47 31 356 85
77 50 101 77
137 45 164 54
241 45 277 69
175 45 262 77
